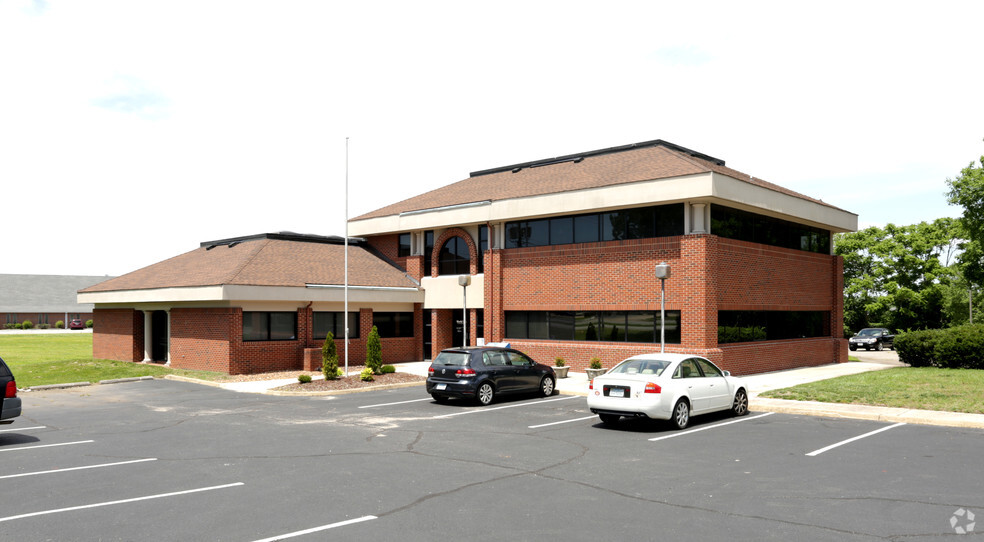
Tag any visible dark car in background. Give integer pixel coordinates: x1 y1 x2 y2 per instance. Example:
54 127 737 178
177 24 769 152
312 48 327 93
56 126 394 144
1 355 22 424
426 346 556 405
849 328 895 351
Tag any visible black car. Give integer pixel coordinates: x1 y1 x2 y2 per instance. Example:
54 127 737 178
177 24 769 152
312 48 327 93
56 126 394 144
1 355 22 425
849 328 895 351
426 346 556 405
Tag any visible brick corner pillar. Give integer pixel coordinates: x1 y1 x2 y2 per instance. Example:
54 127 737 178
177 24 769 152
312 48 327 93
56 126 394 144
413 303 424 360
679 234 719 351
406 255 424 282
832 254 849 364
483 248 504 343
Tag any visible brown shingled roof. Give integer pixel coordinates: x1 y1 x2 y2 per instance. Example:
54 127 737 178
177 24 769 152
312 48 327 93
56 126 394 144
81 235 418 293
352 140 843 221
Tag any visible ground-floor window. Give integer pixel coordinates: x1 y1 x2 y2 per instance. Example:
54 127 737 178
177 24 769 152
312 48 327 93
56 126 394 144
717 311 830 343
313 312 360 340
243 311 297 341
505 310 681 344
373 312 415 338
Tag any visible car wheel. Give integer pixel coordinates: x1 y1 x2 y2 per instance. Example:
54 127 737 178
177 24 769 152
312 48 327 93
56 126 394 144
431 394 448 404
875 342 883 352
732 388 748 417
671 399 690 430
599 413 620 426
476 382 495 406
539 376 555 397
849 345 857 351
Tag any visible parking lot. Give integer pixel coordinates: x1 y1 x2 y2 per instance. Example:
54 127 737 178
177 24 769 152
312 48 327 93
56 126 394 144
2 379 981 541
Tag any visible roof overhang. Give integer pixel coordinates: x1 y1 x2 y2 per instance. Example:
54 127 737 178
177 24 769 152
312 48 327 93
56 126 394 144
78 284 424 306
348 171 858 235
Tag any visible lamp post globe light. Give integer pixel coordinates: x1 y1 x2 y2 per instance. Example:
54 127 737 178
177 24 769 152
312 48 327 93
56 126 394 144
654 262 671 353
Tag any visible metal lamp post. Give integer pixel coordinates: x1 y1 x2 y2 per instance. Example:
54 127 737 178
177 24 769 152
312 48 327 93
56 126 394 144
654 262 671 353
458 275 471 348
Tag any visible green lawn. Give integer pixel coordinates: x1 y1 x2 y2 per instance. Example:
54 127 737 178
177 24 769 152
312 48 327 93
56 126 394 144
760 367 984 414
0 333 227 388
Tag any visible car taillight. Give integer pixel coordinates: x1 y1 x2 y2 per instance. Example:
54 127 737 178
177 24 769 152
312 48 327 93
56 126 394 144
644 382 661 394
456 368 476 377
588 380 593 390
428 367 434 377
4 380 16 399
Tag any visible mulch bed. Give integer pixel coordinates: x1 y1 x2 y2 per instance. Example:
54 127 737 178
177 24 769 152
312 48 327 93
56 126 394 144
269 366 426 392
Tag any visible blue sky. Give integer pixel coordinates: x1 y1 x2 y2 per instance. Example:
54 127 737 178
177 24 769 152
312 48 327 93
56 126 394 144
1 0 982 276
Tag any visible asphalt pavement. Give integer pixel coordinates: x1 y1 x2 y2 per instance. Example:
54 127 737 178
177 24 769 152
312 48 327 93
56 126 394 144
200 349 984 430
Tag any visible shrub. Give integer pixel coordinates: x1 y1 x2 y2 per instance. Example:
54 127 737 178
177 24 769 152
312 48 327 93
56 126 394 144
55 320 64 329
85 320 93 328
298 374 312 384
37 323 50 329
933 324 984 369
589 357 602 369
322 332 339 380
555 357 565 367
366 326 382 374
3 323 15 330
381 365 396 374
360 367 375 382
21 320 33 330
895 329 941 367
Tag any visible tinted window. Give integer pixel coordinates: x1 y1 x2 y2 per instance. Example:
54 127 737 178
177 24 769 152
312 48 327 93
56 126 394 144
398 233 411 257
550 216 574 245
434 351 470 366
574 214 600 243
439 237 470 275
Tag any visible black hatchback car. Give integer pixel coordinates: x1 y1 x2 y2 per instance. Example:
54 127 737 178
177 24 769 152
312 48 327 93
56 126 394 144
426 346 556 405
1 355 22 425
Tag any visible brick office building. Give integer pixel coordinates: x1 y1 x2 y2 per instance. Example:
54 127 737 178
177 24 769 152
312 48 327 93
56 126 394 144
80 139 856 375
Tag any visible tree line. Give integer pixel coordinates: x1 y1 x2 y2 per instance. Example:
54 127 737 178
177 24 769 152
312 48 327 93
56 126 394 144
837 147 984 334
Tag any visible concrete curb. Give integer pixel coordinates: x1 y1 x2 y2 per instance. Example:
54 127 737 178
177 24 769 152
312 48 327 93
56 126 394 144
163 375 226 388
27 382 92 391
751 397 984 429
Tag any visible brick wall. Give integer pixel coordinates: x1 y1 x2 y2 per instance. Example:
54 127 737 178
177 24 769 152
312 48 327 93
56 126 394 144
92 308 142 362
170 308 236 373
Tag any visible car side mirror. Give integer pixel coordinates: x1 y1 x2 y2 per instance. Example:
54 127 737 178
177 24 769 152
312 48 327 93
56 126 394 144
723 370 731 377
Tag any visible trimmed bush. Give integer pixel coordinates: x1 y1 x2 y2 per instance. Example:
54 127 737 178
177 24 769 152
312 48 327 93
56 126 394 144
37 323 50 329
895 329 942 367
21 320 33 329
322 332 339 380
360 367 375 382
366 326 382 374
589 357 602 370
85 320 93 328
381 365 396 374
555 357 565 367
55 320 65 329
298 374 312 384
934 324 984 369
3 323 16 330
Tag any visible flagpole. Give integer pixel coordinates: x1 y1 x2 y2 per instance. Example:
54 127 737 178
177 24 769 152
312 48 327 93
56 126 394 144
344 137 350 377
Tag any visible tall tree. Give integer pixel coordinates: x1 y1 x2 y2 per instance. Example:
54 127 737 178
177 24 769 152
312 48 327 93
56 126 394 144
946 152 984 285
835 219 960 332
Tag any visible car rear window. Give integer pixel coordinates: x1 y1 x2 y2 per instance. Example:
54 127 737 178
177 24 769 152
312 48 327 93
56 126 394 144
610 359 668 376
433 352 471 366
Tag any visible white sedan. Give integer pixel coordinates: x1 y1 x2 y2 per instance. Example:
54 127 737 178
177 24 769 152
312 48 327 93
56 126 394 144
586 353 748 429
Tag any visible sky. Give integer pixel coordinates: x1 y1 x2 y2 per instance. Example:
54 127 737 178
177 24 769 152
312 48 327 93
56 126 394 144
2 0 983 277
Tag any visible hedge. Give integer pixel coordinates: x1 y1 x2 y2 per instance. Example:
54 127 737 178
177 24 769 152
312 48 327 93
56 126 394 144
895 325 984 369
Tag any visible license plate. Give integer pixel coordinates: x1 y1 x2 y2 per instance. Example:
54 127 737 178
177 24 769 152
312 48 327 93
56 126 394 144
609 388 625 398
435 383 447 390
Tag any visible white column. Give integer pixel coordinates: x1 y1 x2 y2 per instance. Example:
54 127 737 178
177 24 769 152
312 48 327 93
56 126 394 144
165 310 171 366
142 310 153 362
691 203 707 234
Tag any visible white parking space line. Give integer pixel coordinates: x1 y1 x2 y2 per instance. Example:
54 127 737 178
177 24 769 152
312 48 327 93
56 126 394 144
806 422 906 457
0 425 46 433
359 398 432 409
529 415 598 429
0 440 93 452
251 515 378 542
0 458 157 480
648 412 774 442
0 482 244 523
433 396 579 419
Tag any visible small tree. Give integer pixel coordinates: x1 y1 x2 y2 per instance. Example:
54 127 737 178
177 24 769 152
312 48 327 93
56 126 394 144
322 332 339 380
366 325 382 374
